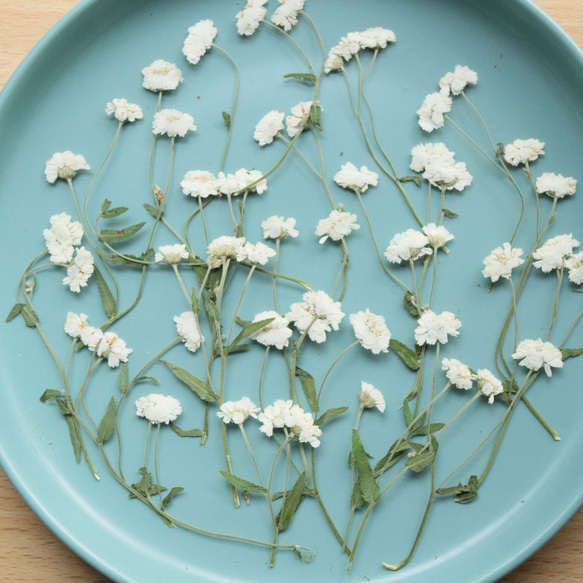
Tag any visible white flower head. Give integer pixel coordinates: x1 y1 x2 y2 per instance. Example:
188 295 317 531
333 162 379 193
349 309 391 354
482 243 525 282
258 399 294 436
324 48 345 74
261 215 299 240
315 208 360 244
271 0 305 32
422 223 454 249
286 290 345 343
249 310 292 350
417 92 452 133
45 151 90 183
234 168 268 194
259 400 321 447
63 247 94 293
236 241 276 265
254 110 285 146
415 310 461 346
439 65 478 96
43 212 84 263
533 234 580 273
504 139 545 167
217 397 259 424
182 19 217 65
136 394 182 424
566 251 583 285
442 358 474 390
105 98 143 123
141 59 184 92
207 236 246 268
64 312 90 340
155 244 189 264
153 109 197 138
384 229 432 264
236 0 268 36
174 311 204 353
476 369 503 404
181 170 219 198
512 339 563 377
96 331 133 368
359 381 386 412
286 100 316 138
410 142 456 173
359 27 396 50
535 172 577 199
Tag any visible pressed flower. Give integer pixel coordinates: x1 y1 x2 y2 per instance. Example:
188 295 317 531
417 92 452 133
566 251 583 284
441 358 474 390
207 236 246 268
271 0 305 32
384 229 432 264
63 247 94 293
254 110 285 146
359 381 386 412
349 309 391 354
261 215 299 239
359 27 396 50
234 168 267 194
258 399 294 436
152 109 197 138
315 208 360 244
174 311 204 352
217 397 259 424
410 142 456 173
136 394 182 424
324 49 345 74
286 290 345 343
331 32 362 62
258 400 321 447
215 171 240 195
96 331 133 368
476 369 503 404
333 162 379 193
64 312 90 340
415 310 461 346
181 170 219 198
105 98 143 123
286 100 315 138
236 241 276 265
535 172 577 199
482 243 525 282
512 339 563 377
141 59 183 92
503 138 545 166
533 234 580 273
182 19 217 65
438 65 478 96
249 310 292 349
155 244 189 264
43 212 84 263
236 0 268 36
423 223 454 249
45 151 90 184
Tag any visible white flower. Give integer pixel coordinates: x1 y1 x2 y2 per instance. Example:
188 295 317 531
482 243 525 282
254 110 285 145
249 310 292 349
258 400 321 447
333 162 379 193
141 59 183 92
566 251 583 284
384 229 432 264
105 98 143 123
215 171 240 195
271 0 305 32
349 309 391 354
96 331 133 368
152 109 197 138
217 397 259 424
64 312 90 340
503 138 545 166
174 311 204 353
410 143 472 191
415 310 461 346
136 394 182 424
332 32 362 61
359 27 396 50
236 0 268 36
535 172 577 199
182 19 217 65
63 247 94 293
43 212 84 263
286 100 315 138
512 338 563 377
417 92 452 133
181 170 219 198
422 223 454 249
476 369 503 404
234 168 268 194
533 234 580 273
258 399 294 436
410 142 456 173
207 236 246 268
441 358 474 390
315 208 360 244
45 151 90 183
359 381 386 412
261 215 299 240
286 290 345 343
236 241 276 265
324 49 345 74
438 65 478 96
155 244 189 264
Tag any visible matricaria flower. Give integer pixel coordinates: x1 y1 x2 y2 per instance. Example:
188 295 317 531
217 397 259 424
438 65 478 96
141 59 183 92
182 19 217 65
236 241 276 264
254 110 285 146
315 208 360 244
181 170 219 198
535 172 577 199
258 399 321 447
349 309 391 354
533 234 580 273
359 27 396 50
384 229 432 264
286 290 345 343
566 251 583 284
96 331 133 368
476 369 503 404
503 138 545 166
422 223 454 249
207 236 246 268
136 394 182 424
286 100 315 137
155 244 189 264
174 311 204 352
415 310 461 346
441 358 474 390
63 247 94 292
512 339 563 377
236 0 268 36
261 215 299 240
152 109 196 138
417 92 452 133
65 314 103 351
43 212 84 263
482 243 525 282
45 151 90 184
234 168 267 194
333 162 379 193
271 0 305 32
249 310 292 349
359 381 386 412
105 98 143 123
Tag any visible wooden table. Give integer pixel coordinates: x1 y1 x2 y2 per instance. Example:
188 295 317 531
1 1 582 581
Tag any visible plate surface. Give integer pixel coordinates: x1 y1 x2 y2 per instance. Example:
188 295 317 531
0 1 582 582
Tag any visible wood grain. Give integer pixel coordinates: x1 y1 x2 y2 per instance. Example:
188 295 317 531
0 1 582 581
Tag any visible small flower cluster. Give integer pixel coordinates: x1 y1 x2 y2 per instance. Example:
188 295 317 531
254 110 285 146
217 397 260 424
155 243 190 264
250 310 293 349
384 228 433 264
153 109 197 138
512 339 563 377
286 290 345 343
285 100 320 138
334 162 379 194
174 311 204 352
359 382 386 412
503 138 545 167
236 0 268 36
482 243 525 283
45 151 90 184
442 358 503 404
105 98 143 123
258 399 322 447
182 19 217 65
206 235 275 268
261 215 299 239
415 310 461 346
315 207 360 244
271 0 306 32
181 168 267 198
141 59 184 92
410 142 472 192
536 172 577 199
136 394 182 425
533 234 580 273
350 309 391 354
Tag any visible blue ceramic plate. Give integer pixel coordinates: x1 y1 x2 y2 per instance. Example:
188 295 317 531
1 1 582 582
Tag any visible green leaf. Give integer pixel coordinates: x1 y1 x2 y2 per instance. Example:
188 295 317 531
409 422 445 437
405 450 436 473
130 467 167 498
143 202 162 218
97 396 117 444
159 360 218 403
64 414 83 463
219 470 267 494
223 344 250 357
276 472 306 531
161 486 184 511
6 303 24 322
283 72 316 83
203 294 220 321
399 175 422 187
227 318 275 351
436 482 468 496
495 143 505 158
295 367 318 412
390 339 420 370
40 389 64 403
136 375 159 384
170 423 203 438
21 305 39 328
101 206 129 219
374 439 414 475
99 222 146 244
403 291 420 317
402 400 413 427
442 208 459 218
315 406 349 426
92 265 117 318
455 475 479 504
561 348 583 360
222 111 231 129
352 430 380 504
118 363 129 393
191 289 201 315
101 199 112 213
